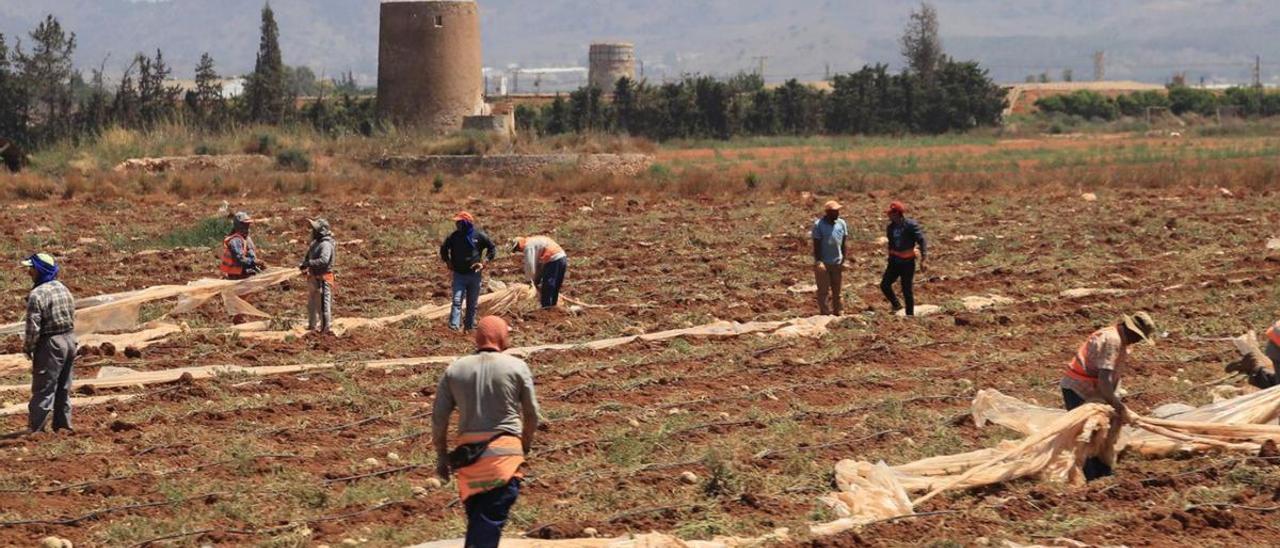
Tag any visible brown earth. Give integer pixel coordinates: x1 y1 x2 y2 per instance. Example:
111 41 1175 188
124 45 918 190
0 135 1279 546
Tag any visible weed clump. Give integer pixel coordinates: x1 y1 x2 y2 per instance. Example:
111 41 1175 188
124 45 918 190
432 173 445 193
276 149 312 172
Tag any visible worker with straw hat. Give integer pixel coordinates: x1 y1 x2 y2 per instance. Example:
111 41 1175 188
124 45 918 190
440 212 497 331
1060 311 1159 480
432 316 540 548
881 201 927 316
811 200 848 316
21 252 76 434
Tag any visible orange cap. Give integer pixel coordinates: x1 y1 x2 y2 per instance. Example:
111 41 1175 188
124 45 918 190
823 200 843 211
475 316 511 352
454 211 476 223
887 201 906 215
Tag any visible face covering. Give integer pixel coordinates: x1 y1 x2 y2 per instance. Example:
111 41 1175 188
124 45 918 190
29 255 59 288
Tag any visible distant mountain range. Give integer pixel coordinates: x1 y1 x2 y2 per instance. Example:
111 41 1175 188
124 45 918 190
1 0 1278 87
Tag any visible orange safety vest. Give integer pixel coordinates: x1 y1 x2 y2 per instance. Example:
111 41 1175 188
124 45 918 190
454 432 525 502
537 241 565 265
1267 321 1280 348
219 234 255 277
1064 328 1109 385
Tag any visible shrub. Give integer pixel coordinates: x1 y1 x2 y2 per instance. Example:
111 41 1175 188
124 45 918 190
193 144 222 156
744 171 760 189
243 133 278 155
432 173 445 193
276 148 311 172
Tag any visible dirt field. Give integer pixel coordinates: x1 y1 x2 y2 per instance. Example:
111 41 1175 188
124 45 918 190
2 133 1280 547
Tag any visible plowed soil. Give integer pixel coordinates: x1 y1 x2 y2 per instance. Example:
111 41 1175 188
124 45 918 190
3 135 1280 547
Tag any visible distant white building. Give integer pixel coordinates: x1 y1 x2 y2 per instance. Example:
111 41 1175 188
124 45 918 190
163 77 246 99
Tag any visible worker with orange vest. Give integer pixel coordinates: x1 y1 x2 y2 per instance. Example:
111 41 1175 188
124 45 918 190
298 218 336 335
1059 312 1158 481
511 236 568 309
220 212 264 280
432 316 540 548
1225 319 1280 388
881 201 927 316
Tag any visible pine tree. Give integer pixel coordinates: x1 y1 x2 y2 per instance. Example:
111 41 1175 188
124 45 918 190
245 2 287 124
0 33 30 143
191 52 225 127
15 15 77 142
900 2 943 81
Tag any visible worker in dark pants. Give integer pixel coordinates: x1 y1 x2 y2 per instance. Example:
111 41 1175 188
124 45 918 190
881 201 927 316
21 253 77 434
1061 312 1158 480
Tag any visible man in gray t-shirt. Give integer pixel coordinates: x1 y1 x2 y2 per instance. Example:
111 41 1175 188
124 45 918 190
811 200 849 316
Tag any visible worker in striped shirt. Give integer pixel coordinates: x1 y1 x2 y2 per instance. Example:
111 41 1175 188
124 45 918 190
512 236 568 309
21 253 77 434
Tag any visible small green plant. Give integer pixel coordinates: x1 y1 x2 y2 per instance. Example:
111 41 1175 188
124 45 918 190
193 144 222 156
156 216 233 248
744 171 759 189
244 133 278 155
432 173 445 193
276 148 312 172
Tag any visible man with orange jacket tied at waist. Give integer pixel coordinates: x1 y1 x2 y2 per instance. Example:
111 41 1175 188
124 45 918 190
220 212 265 280
1060 312 1158 481
433 316 540 548
512 236 568 309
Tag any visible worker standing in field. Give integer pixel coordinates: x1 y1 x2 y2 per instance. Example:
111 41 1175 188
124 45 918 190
22 253 76 434
220 212 265 280
511 236 568 309
298 218 336 335
1224 319 1280 388
440 212 497 331
881 201 927 316
812 200 848 316
1060 312 1158 481
432 316 540 548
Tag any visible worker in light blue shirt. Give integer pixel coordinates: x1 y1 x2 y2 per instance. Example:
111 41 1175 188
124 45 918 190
811 200 848 316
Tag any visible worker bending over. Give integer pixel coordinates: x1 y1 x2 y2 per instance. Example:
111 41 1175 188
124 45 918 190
881 201 927 316
221 211 264 280
1225 319 1280 388
22 253 76 434
432 316 540 548
1060 312 1158 481
811 200 848 316
512 236 568 309
440 212 497 331
299 218 336 335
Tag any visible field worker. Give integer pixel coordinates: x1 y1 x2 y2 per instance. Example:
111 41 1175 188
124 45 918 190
511 236 568 309
298 218 336 335
1060 312 1158 481
220 211 264 280
881 201 927 316
440 212 497 331
811 200 848 316
1224 319 1280 388
432 316 540 548
22 253 76 434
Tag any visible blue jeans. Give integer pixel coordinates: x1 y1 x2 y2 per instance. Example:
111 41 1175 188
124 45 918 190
538 258 567 308
464 478 521 548
451 271 482 330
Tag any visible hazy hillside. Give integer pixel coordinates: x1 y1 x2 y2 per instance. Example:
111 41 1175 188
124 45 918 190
0 0 1277 86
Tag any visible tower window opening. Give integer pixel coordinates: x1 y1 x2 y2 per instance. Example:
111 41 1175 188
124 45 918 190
435 15 444 27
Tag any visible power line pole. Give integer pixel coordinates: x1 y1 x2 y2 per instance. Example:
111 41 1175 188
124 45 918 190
752 56 768 79
1093 51 1106 82
1254 55 1262 88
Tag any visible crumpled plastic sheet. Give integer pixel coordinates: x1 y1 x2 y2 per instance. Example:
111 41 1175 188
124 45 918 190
812 386 1280 537
0 268 299 338
408 530 789 548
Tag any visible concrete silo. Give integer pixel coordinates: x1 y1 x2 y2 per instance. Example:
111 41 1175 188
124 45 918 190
377 0 484 134
588 42 636 92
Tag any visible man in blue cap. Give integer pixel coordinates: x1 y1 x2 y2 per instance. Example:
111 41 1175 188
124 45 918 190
21 253 76 434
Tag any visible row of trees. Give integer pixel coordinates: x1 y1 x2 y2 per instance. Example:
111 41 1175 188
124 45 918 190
520 3 1006 140
520 59 1007 140
1035 86 1280 121
0 7 375 149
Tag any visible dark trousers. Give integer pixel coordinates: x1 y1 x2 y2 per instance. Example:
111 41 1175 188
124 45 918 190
1062 388 1114 481
29 332 76 432
464 478 521 548
880 258 916 315
538 258 567 309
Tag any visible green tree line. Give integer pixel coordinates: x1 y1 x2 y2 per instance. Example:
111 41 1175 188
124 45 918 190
1035 86 1280 121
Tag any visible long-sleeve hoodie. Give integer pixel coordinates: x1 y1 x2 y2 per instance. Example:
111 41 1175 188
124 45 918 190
300 225 336 276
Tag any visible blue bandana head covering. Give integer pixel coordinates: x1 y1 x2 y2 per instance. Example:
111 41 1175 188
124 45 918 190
24 253 59 287
456 220 477 250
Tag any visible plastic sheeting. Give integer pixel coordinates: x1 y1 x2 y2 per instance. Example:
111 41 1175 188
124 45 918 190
812 387 1280 536
408 530 789 548
0 268 299 338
